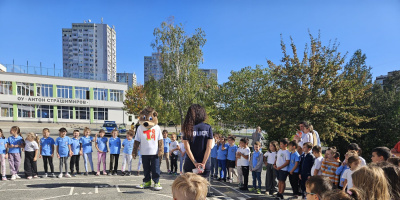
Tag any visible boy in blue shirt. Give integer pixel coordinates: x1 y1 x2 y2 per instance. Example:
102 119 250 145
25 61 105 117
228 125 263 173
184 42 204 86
249 141 263 194
108 129 121 176
288 141 301 198
217 136 229 182
39 128 55 178
55 128 72 178
79 127 96 176
70 130 81 177
227 136 238 183
210 134 220 179
122 131 135 176
160 130 171 173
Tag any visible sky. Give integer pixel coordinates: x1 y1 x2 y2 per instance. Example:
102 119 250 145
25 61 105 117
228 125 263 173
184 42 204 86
0 0 399 84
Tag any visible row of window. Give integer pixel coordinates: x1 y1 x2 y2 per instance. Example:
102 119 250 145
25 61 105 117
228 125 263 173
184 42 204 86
0 104 108 120
0 81 123 102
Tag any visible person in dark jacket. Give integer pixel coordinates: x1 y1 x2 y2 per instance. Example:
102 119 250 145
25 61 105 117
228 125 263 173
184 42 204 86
299 142 315 198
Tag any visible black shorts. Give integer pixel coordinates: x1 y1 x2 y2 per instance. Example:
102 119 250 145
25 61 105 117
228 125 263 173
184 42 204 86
227 160 236 168
277 170 289 181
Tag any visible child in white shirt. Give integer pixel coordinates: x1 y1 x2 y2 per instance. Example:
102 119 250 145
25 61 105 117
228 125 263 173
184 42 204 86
24 132 39 179
342 155 360 192
264 141 279 195
311 146 323 176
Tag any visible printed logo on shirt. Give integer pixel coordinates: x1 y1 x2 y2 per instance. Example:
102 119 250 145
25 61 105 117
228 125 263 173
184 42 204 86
143 129 156 141
193 131 209 137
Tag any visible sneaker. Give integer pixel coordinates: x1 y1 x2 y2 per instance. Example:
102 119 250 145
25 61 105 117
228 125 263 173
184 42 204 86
43 173 48 178
229 179 233 184
248 188 256 192
65 173 71 178
223 178 227 182
72 173 77 177
16 174 21 179
121 172 126 176
27 176 32 180
113 172 117 176
256 189 261 194
33 175 38 178
239 186 248 191
58 173 63 178
96 172 100 176
2 176 7 181
126 172 131 176
153 182 162 191
213 175 218 179
136 181 151 189
136 171 140 176
51 173 56 177
92 171 96 175
107 172 112 176
167 170 171 173
10 174 16 181
217 178 221 181
103 171 107 175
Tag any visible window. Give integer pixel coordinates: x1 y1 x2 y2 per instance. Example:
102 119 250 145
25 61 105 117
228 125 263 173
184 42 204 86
75 107 89 120
17 82 34 96
110 90 123 102
0 81 12 95
0 103 13 117
57 85 72 98
94 108 108 120
58 106 73 119
37 105 53 118
18 104 34 118
75 87 89 100
94 88 108 101
37 84 53 97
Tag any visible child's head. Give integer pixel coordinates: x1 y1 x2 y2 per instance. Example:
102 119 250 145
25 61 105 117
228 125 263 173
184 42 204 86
305 175 333 200
10 126 19 136
312 146 322 157
325 147 337 160
344 150 358 163
84 127 91 136
227 136 235 145
126 130 134 140
269 140 279 152
99 129 105 137
352 166 391 200
253 141 261 152
239 137 248 148
279 138 289 150
59 127 67 137
172 173 208 200
73 130 80 138
162 130 168 138
26 132 36 142
303 142 313 153
387 157 400 167
42 128 50 138
347 155 360 170
322 189 352 200
348 143 362 154
288 141 298 152
371 147 391 163
334 152 340 161
219 136 225 143
373 162 400 200
0 128 3 139
111 129 119 138
171 133 177 141
214 134 219 142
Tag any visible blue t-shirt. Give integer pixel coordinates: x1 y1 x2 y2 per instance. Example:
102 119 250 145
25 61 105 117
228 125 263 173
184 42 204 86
288 151 300 173
211 144 218 158
337 164 349 187
163 137 171 153
96 137 108 152
80 136 93 154
122 139 134 154
109 137 121 154
227 144 238 161
7 136 23 154
0 138 6 154
252 151 261 168
182 123 214 163
71 137 80 155
217 143 229 160
55 137 72 157
40 137 55 156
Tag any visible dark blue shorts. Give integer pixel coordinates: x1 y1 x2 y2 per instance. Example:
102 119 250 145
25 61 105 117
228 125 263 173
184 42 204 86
277 170 289 181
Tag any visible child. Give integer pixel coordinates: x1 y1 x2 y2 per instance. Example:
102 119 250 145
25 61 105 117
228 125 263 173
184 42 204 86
226 136 238 183
24 132 39 179
217 136 229 182
371 147 391 163
321 147 340 187
55 127 72 178
248 141 263 194
273 138 290 200
136 146 142 176
352 165 391 200
0 129 7 180
299 142 314 198
342 155 360 192
311 145 323 176
287 141 301 198
108 129 121 176
178 138 186 175
347 143 366 166
336 150 357 189
264 140 279 195
169 133 180 175
95 129 108 176
161 130 171 173
39 128 55 178
79 127 96 176
70 130 81 177
7 126 24 180
172 172 208 200
210 134 219 179
121 130 134 176
237 137 250 191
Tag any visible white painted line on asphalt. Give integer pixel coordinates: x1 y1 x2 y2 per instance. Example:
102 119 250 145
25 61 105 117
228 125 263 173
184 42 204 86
237 197 247 200
210 186 227 197
218 182 251 199
95 186 98 193
69 187 74 195
116 185 121 192
41 195 70 200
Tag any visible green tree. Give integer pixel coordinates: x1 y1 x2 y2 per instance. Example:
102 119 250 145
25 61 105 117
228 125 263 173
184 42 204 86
123 84 146 116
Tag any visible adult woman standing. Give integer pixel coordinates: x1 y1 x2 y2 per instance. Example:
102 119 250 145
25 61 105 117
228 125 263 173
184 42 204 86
182 104 213 177
251 127 265 150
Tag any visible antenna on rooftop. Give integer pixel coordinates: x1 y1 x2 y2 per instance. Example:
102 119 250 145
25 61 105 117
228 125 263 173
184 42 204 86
101 17 103 24
88 19 91 23
84 20 86 23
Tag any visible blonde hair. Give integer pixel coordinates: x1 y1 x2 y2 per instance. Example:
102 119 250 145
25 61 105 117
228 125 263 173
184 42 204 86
352 166 391 200
26 132 39 144
83 127 91 134
172 173 208 200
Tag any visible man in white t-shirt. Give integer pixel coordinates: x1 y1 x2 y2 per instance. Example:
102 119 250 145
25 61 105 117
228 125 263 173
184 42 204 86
311 146 323 176
273 139 290 199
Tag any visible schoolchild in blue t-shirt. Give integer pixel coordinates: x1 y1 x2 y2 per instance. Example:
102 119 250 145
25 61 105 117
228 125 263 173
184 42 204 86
55 127 72 178
217 136 229 182
211 134 220 179
287 141 301 197
227 136 238 183
161 130 171 173
7 126 24 180
108 129 121 175
0 129 7 181
40 128 55 177
70 130 81 176
79 127 96 175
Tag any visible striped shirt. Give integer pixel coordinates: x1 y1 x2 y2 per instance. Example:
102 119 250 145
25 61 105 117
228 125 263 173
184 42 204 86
321 159 340 185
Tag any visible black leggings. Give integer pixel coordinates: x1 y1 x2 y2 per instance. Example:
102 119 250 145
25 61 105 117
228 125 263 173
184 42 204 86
170 154 178 173
43 156 54 173
70 155 80 173
109 154 119 173
242 166 249 187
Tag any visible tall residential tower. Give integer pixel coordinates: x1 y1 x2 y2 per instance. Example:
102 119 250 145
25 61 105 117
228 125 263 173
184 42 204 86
144 53 163 82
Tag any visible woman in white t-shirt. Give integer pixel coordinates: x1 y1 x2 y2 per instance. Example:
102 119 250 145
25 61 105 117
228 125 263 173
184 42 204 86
263 141 279 195
24 132 40 179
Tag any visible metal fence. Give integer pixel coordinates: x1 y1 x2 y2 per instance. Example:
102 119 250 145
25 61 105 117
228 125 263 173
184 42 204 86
2 63 63 77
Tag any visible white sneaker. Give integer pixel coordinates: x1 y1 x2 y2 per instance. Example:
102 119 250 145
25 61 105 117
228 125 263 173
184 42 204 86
229 179 233 183
10 174 16 181
43 173 48 178
58 173 63 178
51 173 56 177
15 174 21 179
64 173 71 178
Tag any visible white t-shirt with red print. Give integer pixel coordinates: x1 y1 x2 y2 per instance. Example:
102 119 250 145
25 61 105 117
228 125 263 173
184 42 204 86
134 125 163 155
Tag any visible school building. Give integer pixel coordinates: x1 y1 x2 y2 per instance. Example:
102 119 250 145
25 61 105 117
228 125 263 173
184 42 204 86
0 72 135 124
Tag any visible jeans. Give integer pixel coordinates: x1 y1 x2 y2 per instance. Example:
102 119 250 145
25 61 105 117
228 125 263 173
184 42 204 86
83 153 94 172
142 155 160 183
211 157 218 176
218 159 227 179
122 153 132 172
252 171 262 189
59 157 69 174
179 153 186 173
42 156 54 173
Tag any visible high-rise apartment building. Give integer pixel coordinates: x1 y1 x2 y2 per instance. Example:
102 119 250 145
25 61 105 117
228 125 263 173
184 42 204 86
62 20 116 82
144 53 163 82
201 69 218 82
117 72 137 88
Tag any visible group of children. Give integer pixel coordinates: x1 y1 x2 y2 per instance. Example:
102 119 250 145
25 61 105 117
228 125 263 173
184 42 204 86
160 130 186 175
0 126 142 180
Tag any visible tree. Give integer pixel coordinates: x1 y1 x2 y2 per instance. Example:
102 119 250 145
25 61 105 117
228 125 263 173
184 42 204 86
123 84 146 116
